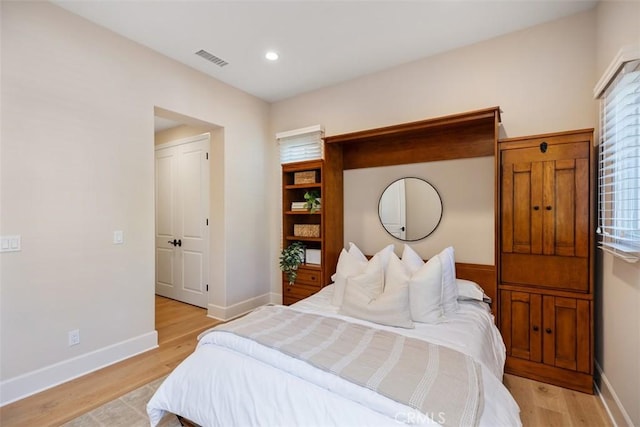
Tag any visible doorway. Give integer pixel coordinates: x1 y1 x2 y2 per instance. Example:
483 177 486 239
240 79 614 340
154 133 210 308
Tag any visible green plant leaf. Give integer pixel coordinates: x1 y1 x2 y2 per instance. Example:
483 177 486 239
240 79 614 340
279 241 306 284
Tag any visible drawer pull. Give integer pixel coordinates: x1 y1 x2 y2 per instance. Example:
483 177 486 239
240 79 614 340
545 328 552 334
532 325 539 332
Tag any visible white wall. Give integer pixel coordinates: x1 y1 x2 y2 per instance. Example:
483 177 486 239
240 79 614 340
270 8 597 268
594 2 640 426
344 158 494 262
0 1 270 403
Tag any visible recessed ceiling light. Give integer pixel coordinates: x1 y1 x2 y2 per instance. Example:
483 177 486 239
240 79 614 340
265 51 279 61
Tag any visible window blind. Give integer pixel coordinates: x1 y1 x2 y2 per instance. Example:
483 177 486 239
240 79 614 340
597 59 640 262
277 125 324 164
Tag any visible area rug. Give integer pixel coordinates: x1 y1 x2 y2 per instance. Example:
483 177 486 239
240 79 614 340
62 376 188 427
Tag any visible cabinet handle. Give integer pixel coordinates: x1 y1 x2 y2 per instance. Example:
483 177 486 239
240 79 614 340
540 141 548 153
545 328 552 334
533 206 540 211
545 206 552 211
532 326 539 332
310 276 316 280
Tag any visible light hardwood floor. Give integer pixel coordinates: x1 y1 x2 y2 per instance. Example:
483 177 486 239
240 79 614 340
504 373 613 427
1 296 612 427
0 296 220 427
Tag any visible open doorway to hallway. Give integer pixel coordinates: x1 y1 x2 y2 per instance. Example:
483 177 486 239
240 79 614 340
153 107 224 317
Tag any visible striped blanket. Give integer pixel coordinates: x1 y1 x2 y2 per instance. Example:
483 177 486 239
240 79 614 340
207 305 483 426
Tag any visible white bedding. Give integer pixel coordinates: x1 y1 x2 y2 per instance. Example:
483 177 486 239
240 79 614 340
147 286 521 426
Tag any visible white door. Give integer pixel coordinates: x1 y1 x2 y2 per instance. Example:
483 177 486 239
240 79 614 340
155 134 210 308
379 179 406 239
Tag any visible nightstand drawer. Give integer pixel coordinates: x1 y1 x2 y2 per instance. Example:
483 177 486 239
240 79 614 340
295 266 321 285
283 282 320 299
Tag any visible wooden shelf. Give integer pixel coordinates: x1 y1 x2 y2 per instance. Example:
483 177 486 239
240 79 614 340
285 235 322 242
285 210 321 215
285 183 321 190
325 106 501 169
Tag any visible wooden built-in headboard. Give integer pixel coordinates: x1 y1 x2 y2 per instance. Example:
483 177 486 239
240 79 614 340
324 107 501 317
456 262 496 314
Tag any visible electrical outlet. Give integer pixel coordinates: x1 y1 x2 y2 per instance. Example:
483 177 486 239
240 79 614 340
68 329 80 346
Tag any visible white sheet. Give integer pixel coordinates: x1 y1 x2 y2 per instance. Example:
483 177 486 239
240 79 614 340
147 286 521 426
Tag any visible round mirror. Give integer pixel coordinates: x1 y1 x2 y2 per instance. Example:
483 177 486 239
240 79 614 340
378 177 443 241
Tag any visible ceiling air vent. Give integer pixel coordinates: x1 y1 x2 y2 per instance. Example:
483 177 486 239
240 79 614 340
195 49 229 67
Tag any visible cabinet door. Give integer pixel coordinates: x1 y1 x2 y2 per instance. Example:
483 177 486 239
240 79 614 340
501 142 589 257
543 296 591 373
501 161 540 254
500 290 542 362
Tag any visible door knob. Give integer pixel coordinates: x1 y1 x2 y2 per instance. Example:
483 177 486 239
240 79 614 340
168 239 182 247
532 325 539 332
545 206 552 211
545 328 552 334
533 206 540 211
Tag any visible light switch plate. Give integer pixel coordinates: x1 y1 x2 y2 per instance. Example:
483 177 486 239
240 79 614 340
113 230 124 245
0 235 21 252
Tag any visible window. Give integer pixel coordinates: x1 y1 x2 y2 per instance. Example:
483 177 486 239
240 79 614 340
597 58 640 262
276 125 324 164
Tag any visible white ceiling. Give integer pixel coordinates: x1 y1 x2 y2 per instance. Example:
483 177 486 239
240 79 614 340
54 0 597 104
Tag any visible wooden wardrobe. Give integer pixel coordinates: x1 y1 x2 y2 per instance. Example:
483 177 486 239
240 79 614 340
497 129 595 393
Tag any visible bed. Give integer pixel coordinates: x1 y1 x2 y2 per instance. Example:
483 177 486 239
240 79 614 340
147 245 521 427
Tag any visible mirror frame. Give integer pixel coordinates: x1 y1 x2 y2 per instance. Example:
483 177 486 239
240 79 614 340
377 177 443 241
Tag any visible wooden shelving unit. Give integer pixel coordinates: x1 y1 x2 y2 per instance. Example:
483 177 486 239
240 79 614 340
281 158 342 305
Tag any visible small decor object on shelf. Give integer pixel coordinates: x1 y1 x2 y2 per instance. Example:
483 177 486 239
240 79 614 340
305 249 321 265
291 202 307 211
294 224 320 238
280 241 306 285
303 190 321 213
294 171 316 185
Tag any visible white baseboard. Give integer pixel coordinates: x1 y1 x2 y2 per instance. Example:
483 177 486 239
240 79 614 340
0 331 158 407
595 361 635 427
208 292 276 321
270 292 283 305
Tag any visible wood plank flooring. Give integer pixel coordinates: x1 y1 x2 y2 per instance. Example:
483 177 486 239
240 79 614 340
0 296 220 427
504 373 613 427
0 296 612 427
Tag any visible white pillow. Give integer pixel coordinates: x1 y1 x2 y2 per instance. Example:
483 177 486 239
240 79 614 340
401 244 424 275
331 249 367 306
342 254 385 303
456 278 485 301
407 254 445 324
438 246 459 315
330 243 395 306
385 252 410 290
350 242 395 271
347 242 368 262
341 254 414 328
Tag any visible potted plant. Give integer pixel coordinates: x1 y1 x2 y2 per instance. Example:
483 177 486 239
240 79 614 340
304 190 321 213
279 241 306 285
